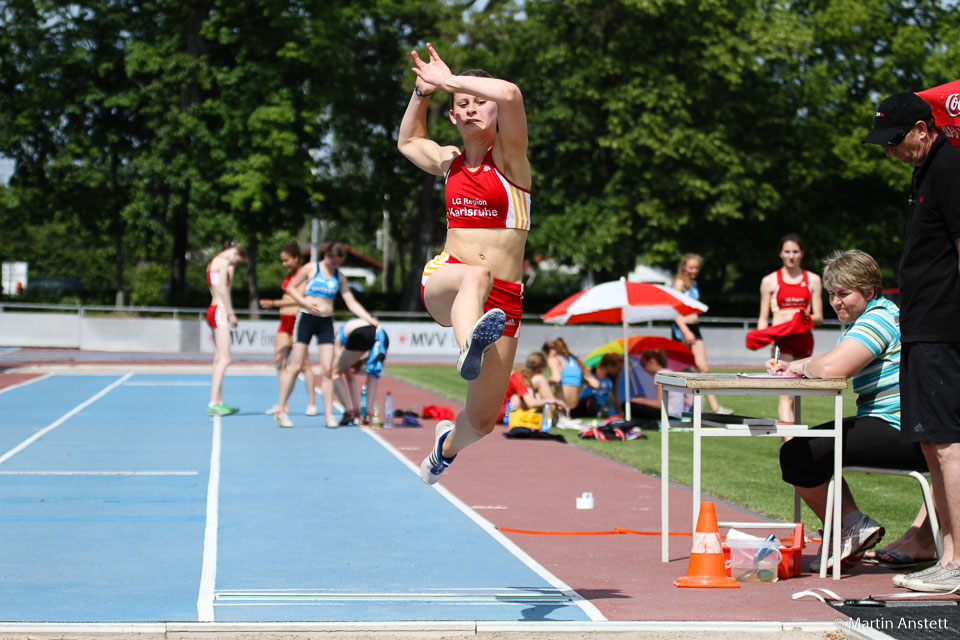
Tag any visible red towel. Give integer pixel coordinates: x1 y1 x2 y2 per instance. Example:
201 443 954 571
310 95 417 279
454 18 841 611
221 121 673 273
422 405 456 420
745 310 813 350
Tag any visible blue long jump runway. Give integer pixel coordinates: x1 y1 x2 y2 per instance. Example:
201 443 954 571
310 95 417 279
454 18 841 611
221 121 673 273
0 372 596 623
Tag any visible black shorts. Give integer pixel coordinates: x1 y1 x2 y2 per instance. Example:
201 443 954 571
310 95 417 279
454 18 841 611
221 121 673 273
780 416 927 488
901 342 960 443
294 313 334 346
345 325 377 351
671 322 702 342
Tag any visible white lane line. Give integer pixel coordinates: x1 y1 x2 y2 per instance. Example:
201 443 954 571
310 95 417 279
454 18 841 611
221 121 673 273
362 428 606 622
0 471 198 476
124 381 208 386
0 373 132 466
0 373 51 395
197 415 222 622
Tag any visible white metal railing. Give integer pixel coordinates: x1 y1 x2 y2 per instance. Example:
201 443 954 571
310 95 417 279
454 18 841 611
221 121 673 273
0 302 844 327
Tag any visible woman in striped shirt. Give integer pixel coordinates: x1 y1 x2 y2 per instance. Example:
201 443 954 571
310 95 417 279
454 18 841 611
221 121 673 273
769 250 927 572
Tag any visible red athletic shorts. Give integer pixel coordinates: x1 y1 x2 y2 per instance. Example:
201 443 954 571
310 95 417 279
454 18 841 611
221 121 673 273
205 304 226 330
277 314 296 336
420 252 523 337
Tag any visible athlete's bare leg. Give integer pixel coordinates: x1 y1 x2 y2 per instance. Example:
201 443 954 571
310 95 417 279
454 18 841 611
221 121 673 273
277 342 308 414
210 325 232 405
689 339 722 412
444 336 518 457
315 342 336 424
271 334 293 414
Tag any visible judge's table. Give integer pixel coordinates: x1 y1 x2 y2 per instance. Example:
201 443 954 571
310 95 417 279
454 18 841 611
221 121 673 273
654 371 847 580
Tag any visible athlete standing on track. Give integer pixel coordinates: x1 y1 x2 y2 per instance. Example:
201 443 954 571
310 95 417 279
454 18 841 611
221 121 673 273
258 242 318 418
206 241 246 417
398 42 530 484
671 253 732 415
755 233 823 422
274 242 379 429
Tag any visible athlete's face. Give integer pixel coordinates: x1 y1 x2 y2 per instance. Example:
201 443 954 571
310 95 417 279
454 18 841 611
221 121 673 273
682 259 701 279
449 93 498 136
828 286 871 323
779 241 803 269
323 253 345 270
280 251 300 275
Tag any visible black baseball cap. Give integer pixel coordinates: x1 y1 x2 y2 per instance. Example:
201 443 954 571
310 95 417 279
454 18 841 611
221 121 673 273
862 91 932 145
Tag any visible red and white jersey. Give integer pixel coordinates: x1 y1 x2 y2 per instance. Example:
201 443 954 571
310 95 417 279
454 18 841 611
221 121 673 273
206 256 232 287
771 269 811 312
444 148 530 230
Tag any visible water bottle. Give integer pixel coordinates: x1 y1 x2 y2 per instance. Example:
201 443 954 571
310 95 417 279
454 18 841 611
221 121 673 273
383 391 394 428
360 384 367 417
503 399 512 425
370 402 381 429
541 402 552 433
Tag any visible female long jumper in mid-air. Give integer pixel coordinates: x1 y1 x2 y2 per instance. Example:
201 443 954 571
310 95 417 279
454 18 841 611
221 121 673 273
397 43 531 484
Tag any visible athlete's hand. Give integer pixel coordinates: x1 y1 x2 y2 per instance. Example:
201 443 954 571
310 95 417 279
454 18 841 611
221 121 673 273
228 313 238 328
307 301 324 315
258 298 272 309
411 42 450 92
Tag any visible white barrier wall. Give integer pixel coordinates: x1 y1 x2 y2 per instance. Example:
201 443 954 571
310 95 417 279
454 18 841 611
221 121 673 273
199 320 462 358
1 310 844 366
0 312 81 348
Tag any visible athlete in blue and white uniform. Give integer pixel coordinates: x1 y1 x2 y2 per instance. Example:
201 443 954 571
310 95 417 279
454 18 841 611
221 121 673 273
273 242 379 428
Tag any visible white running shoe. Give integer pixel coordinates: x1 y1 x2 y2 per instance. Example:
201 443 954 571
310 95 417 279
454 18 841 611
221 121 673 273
420 420 456 485
457 309 506 381
894 562 951 588
274 412 293 428
305 405 318 416
715 406 735 415
265 404 280 415
811 511 884 572
325 417 339 428
900 562 960 593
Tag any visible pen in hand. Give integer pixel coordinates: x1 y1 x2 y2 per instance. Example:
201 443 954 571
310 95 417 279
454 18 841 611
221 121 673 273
774 346 780 368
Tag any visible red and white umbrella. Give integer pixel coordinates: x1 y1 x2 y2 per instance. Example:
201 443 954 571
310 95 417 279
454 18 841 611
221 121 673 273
542 278 708 420
917 79 960 149
542 280 707 325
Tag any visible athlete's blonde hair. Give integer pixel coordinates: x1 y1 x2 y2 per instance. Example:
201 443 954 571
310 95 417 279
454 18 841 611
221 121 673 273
675 253 702 291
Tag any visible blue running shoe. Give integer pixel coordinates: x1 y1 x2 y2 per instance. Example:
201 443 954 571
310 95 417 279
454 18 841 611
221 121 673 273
420 420 456 484
457 308 506 381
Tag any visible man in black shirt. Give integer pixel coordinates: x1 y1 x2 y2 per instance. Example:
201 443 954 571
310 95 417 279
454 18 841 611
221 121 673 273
863 91 960 592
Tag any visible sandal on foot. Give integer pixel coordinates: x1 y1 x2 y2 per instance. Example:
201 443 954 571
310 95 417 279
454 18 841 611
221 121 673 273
863 548 937 569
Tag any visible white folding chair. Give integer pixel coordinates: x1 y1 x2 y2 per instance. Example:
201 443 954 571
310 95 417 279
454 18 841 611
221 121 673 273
823 466 942 561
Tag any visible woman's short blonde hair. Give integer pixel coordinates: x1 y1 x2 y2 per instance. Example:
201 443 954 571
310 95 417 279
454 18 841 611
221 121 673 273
822 250 882 298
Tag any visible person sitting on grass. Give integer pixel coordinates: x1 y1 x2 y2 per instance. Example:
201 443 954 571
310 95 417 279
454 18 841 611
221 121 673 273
624 349 684 423
569 353 622 419
498 352 566 424
766 250 927 572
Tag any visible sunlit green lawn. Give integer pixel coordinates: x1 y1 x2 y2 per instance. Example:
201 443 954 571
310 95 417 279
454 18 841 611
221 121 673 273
386 364 919 541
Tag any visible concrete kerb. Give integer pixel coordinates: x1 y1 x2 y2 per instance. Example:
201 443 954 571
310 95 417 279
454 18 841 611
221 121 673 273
0 620 853 640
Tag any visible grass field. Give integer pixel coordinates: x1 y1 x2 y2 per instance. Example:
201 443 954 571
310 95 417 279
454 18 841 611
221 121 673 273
386 364 920 544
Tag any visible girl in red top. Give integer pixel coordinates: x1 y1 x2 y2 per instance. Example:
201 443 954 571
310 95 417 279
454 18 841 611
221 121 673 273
757 233 823 422
499 352 566 423
206 241 246 416
258 242 317 418
398 43 530 484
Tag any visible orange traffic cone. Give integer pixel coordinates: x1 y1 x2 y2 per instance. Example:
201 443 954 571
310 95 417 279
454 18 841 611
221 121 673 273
674 502 739 588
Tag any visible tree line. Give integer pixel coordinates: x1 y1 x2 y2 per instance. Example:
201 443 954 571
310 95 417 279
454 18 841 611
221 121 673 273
1 0 957 316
